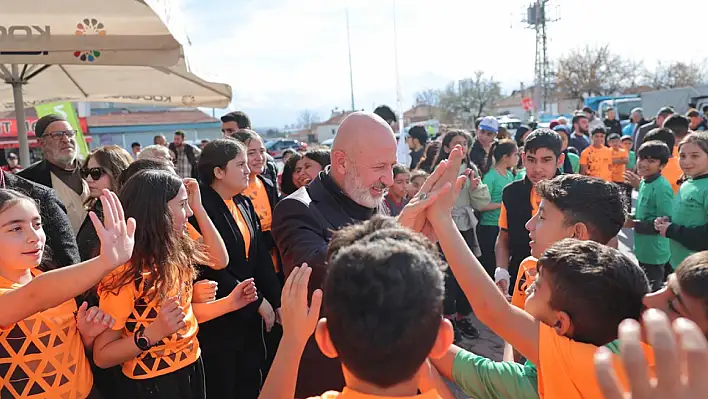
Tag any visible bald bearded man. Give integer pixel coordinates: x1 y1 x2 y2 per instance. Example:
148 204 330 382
272 111 398 396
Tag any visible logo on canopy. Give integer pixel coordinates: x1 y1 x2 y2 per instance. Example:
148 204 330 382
74 18 105 62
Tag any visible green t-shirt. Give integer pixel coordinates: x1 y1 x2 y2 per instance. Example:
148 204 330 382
481 168 515 226
515 168 526 181
669 176 708 268
567 152 580 174
627 151 636 170
634 175 674 265
451 341 622 399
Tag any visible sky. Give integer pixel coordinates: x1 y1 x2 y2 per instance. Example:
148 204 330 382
180 0 708 129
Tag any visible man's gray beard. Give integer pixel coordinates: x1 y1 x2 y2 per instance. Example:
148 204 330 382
343 167 386 209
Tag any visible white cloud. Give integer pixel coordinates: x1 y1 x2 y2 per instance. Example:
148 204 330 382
183 0 708 127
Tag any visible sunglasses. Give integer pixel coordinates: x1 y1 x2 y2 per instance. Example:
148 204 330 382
80 167 106 181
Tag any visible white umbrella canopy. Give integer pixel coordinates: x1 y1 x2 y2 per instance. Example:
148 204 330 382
0 0 220 166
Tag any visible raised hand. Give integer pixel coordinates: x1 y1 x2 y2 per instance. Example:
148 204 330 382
144 296 187 343
595 309 708 399
92 189 136 269
280 264 323 348
259 298 276 332
228 278 258 311
77 302 115 347
183 178 203 212
398 145 466 236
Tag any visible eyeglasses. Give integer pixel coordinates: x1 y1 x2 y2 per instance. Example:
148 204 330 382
43 130 77 140
80 167 106 181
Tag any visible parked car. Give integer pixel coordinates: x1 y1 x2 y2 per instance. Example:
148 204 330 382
266 139 307 159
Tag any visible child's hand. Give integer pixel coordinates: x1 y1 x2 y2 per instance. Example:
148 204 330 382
183 178 203 213
654 216 671 237
259 298 276 332
228 278 258 311
93 189 136 269
624 170 641 189
77 302 115 345
624 218 635 229
192 280 218 303
467 169 481 192
595 310 708 399
281 264 323 348
145 296 187 343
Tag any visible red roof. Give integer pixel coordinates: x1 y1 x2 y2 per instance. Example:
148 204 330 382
317 111 355 126
87 110 218 127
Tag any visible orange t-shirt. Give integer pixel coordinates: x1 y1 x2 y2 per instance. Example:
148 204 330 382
224 199 251 259
579 146 613 181
537 322 655 399
309 387 441 399
242 178 272 232
498 188 541 230
511 257 538 309
186 222 202 241
98 264 200 380
662 146 681 194
610 148 628 183
0 270 93 398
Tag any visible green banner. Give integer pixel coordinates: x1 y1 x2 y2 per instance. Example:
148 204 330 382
34 102 89 158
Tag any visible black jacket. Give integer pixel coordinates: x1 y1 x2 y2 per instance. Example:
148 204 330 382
77 203 102 262
603 118 622 135
2 171 80 270
17 159 54 188
501 177 535 268
253 174 281 273
634 121 658 152
189 185 282 350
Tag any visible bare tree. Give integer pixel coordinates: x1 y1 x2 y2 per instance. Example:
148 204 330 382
297 109 320 129
438 71 502 125
555 44 642 98
415 89 441 106
643 61 707 90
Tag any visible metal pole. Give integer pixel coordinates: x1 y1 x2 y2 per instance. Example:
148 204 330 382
11 65 31 167
346 7 356 111
393 0 403 133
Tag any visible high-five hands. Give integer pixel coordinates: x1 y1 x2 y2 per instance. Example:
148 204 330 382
280 263 323 348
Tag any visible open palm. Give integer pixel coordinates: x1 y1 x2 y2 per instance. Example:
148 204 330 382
91 189 136 268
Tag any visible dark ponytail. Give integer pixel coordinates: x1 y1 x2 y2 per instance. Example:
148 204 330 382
482 139 518 175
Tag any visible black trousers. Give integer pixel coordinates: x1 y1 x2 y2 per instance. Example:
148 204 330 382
117 357 206 399
201 318 268 399
476 224 500 278
640 262 668 292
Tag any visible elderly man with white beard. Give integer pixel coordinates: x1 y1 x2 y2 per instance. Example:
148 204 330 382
272 111 456 397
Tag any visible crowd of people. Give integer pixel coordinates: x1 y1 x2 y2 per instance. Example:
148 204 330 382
0 102 707 399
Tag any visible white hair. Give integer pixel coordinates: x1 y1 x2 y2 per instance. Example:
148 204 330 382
137 145 173 162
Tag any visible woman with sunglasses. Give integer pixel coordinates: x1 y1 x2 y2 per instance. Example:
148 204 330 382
77 146 134 264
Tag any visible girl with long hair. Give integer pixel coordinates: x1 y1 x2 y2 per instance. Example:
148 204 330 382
476 139 519 276
417 140 441 173
280 152 303 195
0 188 135 398
92 170 258 399
77 145 133 262
193 139 283 398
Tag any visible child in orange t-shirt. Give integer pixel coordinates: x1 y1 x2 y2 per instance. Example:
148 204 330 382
423 166 652 399
579 127 613 180
259 218 452 399
0 188 135 399
92 170 258 399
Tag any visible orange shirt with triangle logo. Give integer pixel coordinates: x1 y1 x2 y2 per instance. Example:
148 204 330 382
0 270 93 398
98 265 200 380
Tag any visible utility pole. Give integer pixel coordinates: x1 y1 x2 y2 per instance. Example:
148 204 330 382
523 1 559 117
346 7 356 111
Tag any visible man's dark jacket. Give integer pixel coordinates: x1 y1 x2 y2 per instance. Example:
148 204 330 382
272 170 378 397
3 171 80 270
18 159 55 188
633 120 658 152
168 143 199 179
603 118 622 135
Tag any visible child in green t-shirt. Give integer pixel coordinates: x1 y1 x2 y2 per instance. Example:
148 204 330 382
625 141 674 291
621 136 636 170
478 139 519 275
